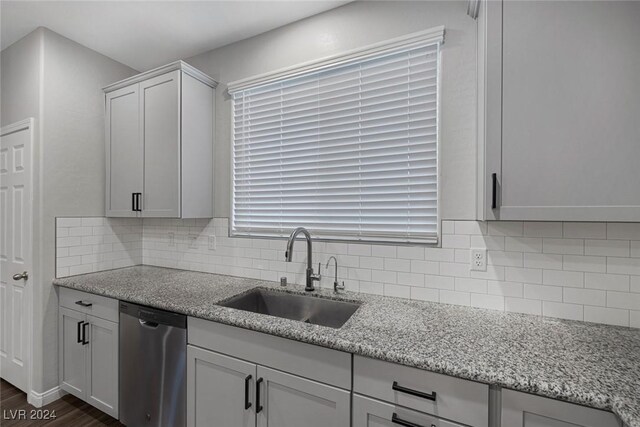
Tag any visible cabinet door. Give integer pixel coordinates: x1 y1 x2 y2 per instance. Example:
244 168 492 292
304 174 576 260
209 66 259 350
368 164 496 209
256 366 350 427
85 315 119 418
105 84 142 217
482 1 640 221
501 389 621 427
353 394 465 427
58 307 86 399
140 70 181 218
187 345 256 427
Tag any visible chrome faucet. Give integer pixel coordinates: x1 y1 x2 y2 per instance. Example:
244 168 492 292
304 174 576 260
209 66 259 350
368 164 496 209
326 256 345 293
285 227 321 292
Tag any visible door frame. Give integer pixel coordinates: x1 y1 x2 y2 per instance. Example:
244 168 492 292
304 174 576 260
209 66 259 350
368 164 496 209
0 118 35 400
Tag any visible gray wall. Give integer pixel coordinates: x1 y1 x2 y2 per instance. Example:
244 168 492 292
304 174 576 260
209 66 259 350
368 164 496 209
185 0 478 220
1 27 136 393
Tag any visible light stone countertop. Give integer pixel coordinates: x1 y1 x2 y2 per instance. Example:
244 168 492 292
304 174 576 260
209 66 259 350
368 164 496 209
53 265 640 427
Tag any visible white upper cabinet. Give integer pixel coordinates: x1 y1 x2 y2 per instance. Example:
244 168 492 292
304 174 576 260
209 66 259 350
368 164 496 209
478 1 640 221
104 61 216 218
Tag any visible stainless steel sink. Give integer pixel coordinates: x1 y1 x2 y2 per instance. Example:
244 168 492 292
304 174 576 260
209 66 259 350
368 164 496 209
219 288 361 328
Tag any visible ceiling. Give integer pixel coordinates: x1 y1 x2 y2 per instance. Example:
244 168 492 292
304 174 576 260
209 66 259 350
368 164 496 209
1 0 351 71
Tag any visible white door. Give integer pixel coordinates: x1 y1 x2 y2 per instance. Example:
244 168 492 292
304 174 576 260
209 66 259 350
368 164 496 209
256 366 350 427
86 315 119 418
140 70 181 218
105 84 142 217
187 345 256 427
0 119 33 392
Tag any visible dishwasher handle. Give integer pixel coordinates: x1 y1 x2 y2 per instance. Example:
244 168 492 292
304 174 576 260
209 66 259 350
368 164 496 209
139 319 159 328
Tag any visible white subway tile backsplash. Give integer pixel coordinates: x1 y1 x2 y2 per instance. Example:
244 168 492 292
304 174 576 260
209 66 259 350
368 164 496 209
585 239 630 257
562 255 606 273
563 222 606 239
455 277 488 294
563 288 606 306
585 273 629 292
488 222 523 237
523 253 563 270
471 293 505 311
542 302 583 321
631 241 640 258
543 269 584 288
56 217 640 328
411 287 439 302
505 237 542 253
505 297 542 315
607 257 640 275
523 284 563 302
439 290 471 306
607 223 640 240
56 217 142 278
607 291 640 310
631 311 640 328
487 281 523 298
505 267 542 284
583 306 629 327
542 238 584 255
523 222 563 238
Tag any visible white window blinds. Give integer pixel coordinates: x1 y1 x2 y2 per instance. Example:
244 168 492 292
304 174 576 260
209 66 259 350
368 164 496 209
230 36 441 243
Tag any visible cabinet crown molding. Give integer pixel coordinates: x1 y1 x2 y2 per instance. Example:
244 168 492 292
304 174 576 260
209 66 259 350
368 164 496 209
103 60 218 92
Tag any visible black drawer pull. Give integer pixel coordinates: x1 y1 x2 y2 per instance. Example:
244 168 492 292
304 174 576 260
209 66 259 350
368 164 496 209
75 300 93 307
392 381 437 401
392 413 428 427
244 375 252 410
491 173 498 209
82 322 89 345
256 377 264 413
77 321 83 343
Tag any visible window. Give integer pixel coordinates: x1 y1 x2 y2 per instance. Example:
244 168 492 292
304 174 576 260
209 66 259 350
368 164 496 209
229 28 443 244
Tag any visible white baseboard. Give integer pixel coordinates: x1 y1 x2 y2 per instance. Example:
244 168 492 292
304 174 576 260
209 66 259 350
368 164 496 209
28 386 64 407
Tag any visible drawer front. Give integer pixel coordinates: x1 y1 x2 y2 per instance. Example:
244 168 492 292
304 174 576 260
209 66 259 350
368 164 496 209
59 287 118 322
188 317 351 390
353 394 465 427
354 356 489 427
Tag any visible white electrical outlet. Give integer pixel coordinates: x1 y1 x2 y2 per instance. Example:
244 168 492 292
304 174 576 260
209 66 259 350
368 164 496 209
167 232 175 247
208 235 216 251
470 248 487 271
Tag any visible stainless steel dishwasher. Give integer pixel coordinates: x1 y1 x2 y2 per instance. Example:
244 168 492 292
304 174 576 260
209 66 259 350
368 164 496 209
119 301 186 427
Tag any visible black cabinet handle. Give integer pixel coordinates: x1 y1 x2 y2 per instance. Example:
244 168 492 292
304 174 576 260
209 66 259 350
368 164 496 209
77 321 83 343
391 413 426 427
256 377 264 413
82 322 89 345
491 173 498 209
244 375 252 410
136 193 142 212
392 381 437 402
75 300 93 307
132 193 136 212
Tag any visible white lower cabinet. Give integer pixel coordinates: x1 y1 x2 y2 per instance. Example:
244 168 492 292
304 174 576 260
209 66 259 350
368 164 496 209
186 344 350 427
58 289 119 418
353 394 465 427
187 345 256 427
501 389 622 427
256 365 350 427
187 318 351 427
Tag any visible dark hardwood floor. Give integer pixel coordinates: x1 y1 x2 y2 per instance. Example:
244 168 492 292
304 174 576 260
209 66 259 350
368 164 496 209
1 379 124 426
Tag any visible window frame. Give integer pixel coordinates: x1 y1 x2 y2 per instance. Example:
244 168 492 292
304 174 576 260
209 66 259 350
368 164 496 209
228 26 445 245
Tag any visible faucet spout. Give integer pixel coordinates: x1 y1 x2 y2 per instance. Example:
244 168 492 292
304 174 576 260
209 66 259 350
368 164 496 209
285 227 320 291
